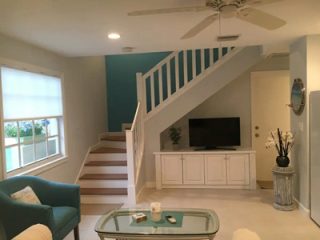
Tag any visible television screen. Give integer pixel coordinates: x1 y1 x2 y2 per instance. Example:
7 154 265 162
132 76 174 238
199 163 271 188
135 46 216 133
189 117 240 149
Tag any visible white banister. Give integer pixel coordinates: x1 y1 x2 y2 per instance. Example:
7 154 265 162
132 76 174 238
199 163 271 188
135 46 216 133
137 47 236 117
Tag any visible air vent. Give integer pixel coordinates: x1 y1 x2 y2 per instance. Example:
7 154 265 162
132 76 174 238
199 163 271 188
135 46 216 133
122 47 135 53
217 34 240 42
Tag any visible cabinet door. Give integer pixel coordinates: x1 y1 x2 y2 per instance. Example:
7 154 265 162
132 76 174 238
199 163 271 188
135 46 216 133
183 155 204 184
227 154 249 185
205 155 227 185
161 155 183 185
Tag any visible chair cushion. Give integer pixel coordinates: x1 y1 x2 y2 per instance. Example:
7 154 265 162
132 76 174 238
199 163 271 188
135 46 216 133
11 186 41 205
232 228 261 240
52 206 77 232
12 224 52 240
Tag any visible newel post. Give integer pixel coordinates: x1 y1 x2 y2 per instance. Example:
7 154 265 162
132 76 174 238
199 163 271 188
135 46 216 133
126 129 136 206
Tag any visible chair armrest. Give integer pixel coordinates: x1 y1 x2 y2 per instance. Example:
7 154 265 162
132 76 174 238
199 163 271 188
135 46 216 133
0 195 54 239
39 181 80 210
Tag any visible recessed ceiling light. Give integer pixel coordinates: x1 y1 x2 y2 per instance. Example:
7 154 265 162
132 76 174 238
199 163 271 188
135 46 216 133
108 33 120 40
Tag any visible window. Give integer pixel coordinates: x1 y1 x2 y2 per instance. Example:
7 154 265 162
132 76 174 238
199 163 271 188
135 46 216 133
0 66 66 175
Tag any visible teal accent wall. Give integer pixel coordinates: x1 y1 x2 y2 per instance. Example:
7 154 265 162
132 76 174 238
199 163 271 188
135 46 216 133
106 52 171 132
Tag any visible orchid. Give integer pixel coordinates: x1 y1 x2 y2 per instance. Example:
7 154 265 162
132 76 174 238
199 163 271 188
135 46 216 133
265 128 294 157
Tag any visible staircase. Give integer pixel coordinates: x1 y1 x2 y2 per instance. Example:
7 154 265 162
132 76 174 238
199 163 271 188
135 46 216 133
78 133 129 204
77 46 264 205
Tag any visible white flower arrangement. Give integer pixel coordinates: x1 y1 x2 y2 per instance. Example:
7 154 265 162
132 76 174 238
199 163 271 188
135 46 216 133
265 128 294 157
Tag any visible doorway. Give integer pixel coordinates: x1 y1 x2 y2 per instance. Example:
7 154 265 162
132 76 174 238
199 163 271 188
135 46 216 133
251 70 290 186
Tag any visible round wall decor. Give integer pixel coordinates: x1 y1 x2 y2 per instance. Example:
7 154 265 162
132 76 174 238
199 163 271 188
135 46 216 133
290 78 305 115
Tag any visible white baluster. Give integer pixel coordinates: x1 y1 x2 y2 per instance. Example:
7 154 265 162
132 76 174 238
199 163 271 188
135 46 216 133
175 54 179 91
209 48 214 66
167 62 171 97
201 49 205 72
183 50 188 86
150 73 155 110
219 47 223 60
192 49 196 79
158 68 163 104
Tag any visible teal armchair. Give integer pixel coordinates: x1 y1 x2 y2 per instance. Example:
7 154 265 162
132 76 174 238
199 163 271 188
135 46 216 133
0 176 80 240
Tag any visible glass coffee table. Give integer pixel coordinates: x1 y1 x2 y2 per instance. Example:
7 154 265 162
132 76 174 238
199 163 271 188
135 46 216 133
95 208 219 240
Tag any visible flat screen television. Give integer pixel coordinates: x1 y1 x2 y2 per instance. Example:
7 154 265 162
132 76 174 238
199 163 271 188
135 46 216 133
189 117 240 150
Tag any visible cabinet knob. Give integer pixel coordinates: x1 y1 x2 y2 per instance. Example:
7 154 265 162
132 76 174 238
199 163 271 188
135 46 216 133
255 133 260 138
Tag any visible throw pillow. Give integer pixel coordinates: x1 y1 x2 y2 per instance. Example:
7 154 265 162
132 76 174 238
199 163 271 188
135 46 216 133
11 186 41 205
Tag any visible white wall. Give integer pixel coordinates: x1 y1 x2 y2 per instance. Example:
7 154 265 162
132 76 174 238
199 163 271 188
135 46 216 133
0 33 106 183
161 55 289 151
290 35 320 209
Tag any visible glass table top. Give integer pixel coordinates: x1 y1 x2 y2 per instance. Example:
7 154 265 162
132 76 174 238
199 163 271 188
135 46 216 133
95 208 219 237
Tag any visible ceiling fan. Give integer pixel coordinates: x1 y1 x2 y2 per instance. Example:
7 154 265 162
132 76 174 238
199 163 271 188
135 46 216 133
128 0 286 39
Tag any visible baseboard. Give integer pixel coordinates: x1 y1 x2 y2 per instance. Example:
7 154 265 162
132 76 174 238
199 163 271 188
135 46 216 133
136 181 156 202
74 142 101 184
145 181 156 188
294 197 310 217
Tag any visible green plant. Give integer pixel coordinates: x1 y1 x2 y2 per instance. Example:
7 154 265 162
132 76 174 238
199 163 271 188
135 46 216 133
4 122 46 138
169 127 181 145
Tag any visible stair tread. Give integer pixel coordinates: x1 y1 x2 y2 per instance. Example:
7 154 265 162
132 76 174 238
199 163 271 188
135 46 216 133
80 174 128 180
80 188 127 195
90 147 126 154
85 161 127 166
101 135 126 142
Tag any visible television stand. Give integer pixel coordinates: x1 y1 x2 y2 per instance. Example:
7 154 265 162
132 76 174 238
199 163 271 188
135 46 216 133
194 147 237 151
154 150 256 190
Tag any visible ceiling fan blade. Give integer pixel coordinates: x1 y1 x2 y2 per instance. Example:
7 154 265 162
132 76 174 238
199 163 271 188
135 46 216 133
128 6 210 16
244 0 284 6
237 7 286 30
181 14 219 39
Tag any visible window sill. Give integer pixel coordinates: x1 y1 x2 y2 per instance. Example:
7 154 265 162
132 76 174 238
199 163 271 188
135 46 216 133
7 156 68 178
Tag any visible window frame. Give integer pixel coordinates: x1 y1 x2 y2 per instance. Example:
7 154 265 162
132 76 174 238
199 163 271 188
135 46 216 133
0 59 68 178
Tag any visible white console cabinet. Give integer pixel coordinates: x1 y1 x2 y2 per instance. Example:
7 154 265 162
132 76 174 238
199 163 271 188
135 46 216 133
154 150 256 190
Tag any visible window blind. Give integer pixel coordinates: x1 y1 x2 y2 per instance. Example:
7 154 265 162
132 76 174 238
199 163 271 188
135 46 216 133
1 67 63 119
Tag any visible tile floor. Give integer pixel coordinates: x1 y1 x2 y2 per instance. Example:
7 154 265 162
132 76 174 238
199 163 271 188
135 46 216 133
65 188 320 240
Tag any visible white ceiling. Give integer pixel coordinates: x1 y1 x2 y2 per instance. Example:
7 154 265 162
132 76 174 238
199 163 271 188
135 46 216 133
0 0 319 57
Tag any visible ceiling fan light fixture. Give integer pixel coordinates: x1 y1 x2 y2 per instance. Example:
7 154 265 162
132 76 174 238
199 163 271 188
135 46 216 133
217 34 240 41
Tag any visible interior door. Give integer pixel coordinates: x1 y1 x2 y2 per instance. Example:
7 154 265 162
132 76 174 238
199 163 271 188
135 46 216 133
251 70 290 181
310 91 320 225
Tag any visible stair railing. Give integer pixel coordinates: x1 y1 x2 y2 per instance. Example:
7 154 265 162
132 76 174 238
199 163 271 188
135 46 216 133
126 47 237 204
139 47 236 119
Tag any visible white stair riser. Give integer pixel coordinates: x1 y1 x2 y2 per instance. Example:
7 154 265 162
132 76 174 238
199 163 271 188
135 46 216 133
79 180 128 188
81 195 127 204
88 153 126 161
99 140 126 149
82 166 127 174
